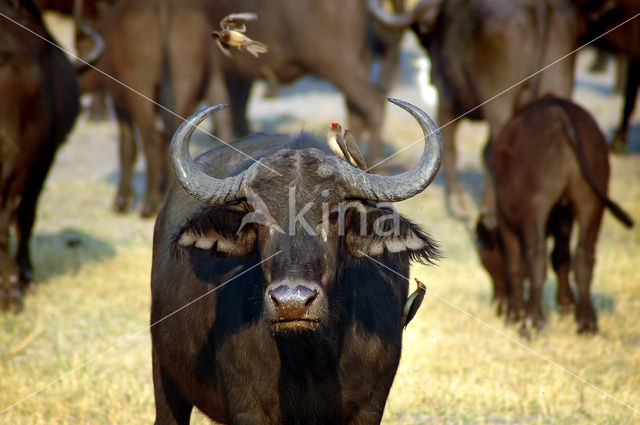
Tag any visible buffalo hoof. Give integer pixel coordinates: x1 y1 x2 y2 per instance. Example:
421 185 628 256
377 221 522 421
113 195 133 214
576 301 597 335
446 187 474 220
518 323 532 340
518 317 543 339
506 308 524 324
610 136 628 154
493 297 508 317
577 321 598 335
0 276 24 313
141 202 160 219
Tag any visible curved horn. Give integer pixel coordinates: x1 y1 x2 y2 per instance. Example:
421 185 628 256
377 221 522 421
72 0 104 72
367 0 437 30
73 23 105 72
171 104 252 205
339 98 443 202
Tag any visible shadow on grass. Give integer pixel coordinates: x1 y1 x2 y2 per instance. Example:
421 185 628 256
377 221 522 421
31 228 116 284
543 280 615 315
606 121 640 155
431 167 485 203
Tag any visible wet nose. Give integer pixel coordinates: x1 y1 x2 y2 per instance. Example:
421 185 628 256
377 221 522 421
268 284 318 320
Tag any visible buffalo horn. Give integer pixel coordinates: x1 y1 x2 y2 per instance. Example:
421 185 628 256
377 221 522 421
339 98 443 202
72 0 105 72
170 104 253 205
367 0 437 30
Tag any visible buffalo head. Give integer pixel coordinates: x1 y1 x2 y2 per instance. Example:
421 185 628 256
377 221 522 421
169 99 442 332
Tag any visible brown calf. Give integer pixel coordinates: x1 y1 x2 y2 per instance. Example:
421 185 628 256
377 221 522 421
476 96 633 335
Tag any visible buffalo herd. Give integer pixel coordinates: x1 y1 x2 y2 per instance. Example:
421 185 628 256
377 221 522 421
0 0 637 423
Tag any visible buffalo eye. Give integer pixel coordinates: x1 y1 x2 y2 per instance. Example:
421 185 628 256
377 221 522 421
328 211 339 224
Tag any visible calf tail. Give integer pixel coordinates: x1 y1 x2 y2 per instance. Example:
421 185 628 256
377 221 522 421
558 104 634 228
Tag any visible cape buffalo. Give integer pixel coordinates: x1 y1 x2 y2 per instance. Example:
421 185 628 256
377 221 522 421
369 0 578 225
0 0 80 311
476 96 633 335
150 99 442 424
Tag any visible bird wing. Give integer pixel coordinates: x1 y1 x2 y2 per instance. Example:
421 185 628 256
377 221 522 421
219 12 258 32
343 130 367 170
402 279 426 328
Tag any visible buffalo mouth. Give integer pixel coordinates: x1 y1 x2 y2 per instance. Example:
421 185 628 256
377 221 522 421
269 318 321 332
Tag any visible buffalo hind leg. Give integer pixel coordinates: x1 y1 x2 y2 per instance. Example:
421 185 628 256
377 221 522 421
113 106 137 213
611 58 640 153
548 206 574 314
500 219 525 325
522 225 547 335
574 206 604 334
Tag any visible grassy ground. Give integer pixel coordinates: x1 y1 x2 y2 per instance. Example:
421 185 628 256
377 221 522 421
0 17 639 425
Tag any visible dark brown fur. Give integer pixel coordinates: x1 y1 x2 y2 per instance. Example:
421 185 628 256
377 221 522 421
0 0 80 311
476 96 633 335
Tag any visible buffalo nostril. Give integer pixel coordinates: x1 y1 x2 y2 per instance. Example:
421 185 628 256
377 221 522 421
269 293 280 307
305 290 318 306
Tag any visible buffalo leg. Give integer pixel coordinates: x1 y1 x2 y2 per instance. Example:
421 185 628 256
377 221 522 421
573 206 604 334
124 92 166 218
522 225 547 332
611 58 640 153
139 117 169 218
475 219 509 315
16 145 58 286
438 101 472 219
152 350 193 425
549 206 574 313
113 106 137 213
206 58 233 142
481 102 514 229
0 208 22 312
226 76 252 138
500 220 525 324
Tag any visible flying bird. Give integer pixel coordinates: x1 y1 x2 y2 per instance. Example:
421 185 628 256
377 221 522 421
402 278 426 328
212 13 268 58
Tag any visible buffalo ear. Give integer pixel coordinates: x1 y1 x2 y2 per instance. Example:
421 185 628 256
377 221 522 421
177 226 256 256
175 205 256 257
345 206 440 264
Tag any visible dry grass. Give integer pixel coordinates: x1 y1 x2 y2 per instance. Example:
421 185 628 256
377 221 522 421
0 18 639 425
